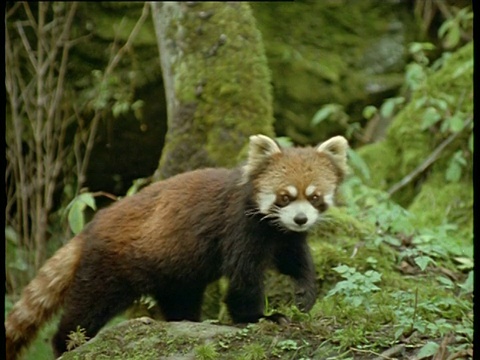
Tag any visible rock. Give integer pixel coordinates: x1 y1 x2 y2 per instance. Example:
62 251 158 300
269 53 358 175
58 318 242 359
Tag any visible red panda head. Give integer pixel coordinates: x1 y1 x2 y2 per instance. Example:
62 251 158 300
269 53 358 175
243 135 349 232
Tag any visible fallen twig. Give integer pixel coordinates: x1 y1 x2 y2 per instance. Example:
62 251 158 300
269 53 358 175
433 334 454 360
372 344 406 360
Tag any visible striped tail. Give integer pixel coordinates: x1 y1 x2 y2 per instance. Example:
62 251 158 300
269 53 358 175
5 235 85 360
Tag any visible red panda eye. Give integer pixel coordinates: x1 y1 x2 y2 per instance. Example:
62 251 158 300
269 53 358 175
309 194 326 210
276 194 291 207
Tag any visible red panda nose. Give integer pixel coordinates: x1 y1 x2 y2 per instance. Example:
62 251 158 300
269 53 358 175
294 213 308 225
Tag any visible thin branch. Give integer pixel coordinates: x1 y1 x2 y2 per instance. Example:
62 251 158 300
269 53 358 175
6 2 22 18
351 346 396 360
387 117 472 196
411 287 419 334
5 25 31 247
91 191 118 202
15 21 38 72
371 344 406 360
78 2 150 187
22 2 38 30
105 2 150 77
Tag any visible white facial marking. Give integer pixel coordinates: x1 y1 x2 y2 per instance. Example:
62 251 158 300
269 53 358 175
277 200 320 232
286 185 298 198
305 185 316 197
256 191 276 214
324 192 335 206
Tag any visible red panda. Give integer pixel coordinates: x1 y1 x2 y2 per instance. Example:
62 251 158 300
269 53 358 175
5 134 348 359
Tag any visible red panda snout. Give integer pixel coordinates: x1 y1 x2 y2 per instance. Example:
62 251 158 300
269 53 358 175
293 212 308 225
276 200 320 232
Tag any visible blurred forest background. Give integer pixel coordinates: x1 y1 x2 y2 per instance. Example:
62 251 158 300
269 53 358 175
5 1 473 359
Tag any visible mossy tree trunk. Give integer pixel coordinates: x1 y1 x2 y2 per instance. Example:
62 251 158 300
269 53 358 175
150 2 274 179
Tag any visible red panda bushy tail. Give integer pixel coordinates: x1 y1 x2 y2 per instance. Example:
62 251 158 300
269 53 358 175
5 235 85 360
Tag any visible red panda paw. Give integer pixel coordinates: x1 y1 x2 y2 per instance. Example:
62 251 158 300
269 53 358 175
295 285 317 313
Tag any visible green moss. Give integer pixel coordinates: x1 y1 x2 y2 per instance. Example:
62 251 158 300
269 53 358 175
408 172 473 240
157 2 274 178
251 0 414 144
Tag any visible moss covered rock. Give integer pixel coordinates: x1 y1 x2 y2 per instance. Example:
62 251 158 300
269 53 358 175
58 318 241 359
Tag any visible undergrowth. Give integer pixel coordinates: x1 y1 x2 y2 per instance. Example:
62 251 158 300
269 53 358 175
294 172 473 359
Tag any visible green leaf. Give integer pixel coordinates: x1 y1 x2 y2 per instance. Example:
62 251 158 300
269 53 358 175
126 178 150 197
447 115 465 133
311 104 343 126
277 340 298 351
438 19 452 38
408 42 436 55
380 97 404 118
275 136 294 148
394 327 404 340
380 100 395 118
436 276 454 289
413 96 428 110
332 264 354 275
458 271 473 293
454 257 474 271
445 157 462 182
420 107 442 130
5 226 19 244
112 101 130 118
347 148 370 181
66 193 97 234
76 193 97 211
351 296 363 308
443 25 461 49
454 151 467 166
68 201 85 235
453 58 473 78
405 63 426 90
414 255 435 271
364 270 382 283
362 105 377 120
430 97 449 112
416 341 439 359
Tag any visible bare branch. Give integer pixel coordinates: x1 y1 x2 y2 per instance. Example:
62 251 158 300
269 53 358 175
387 117 473 196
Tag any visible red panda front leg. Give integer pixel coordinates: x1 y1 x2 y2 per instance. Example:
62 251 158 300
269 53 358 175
273 238 318 312
224 270 289 324
225 279 290 325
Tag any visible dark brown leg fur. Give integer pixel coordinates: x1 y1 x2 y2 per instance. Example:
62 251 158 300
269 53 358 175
154 285 205 321
52 255 138 357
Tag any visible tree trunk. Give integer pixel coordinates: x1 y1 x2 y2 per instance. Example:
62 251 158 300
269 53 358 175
151 1 274 179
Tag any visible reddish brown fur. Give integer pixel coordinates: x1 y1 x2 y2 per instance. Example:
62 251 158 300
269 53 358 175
5 135 348 359
253 148 341 198
5 235 85 360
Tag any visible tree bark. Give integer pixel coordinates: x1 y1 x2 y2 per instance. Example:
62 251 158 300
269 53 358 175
151 1 274 179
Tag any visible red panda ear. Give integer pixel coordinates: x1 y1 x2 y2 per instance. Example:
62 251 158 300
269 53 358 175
242 135 281 183
249 135 282 157
316 136 349 177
